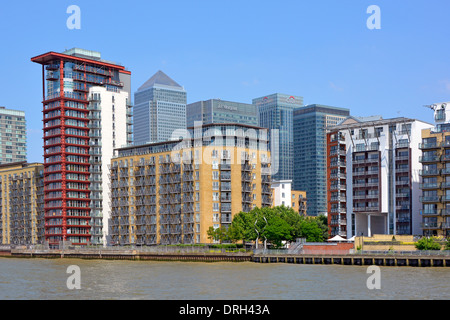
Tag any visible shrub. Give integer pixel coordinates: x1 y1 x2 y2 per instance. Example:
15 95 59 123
415 237 442 251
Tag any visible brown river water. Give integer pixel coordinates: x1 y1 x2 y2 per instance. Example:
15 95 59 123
0 258 449 300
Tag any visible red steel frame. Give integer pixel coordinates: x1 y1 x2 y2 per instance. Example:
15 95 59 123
32 51 127 246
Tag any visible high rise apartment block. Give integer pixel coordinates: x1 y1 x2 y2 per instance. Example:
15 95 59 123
31 48 131 247
88 87 132 245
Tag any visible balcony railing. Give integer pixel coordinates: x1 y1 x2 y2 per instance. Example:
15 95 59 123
420 183 440 190
421 210 440 216
420 196 441 203
419 142 442 150
421 222 440 229
419 155 441 163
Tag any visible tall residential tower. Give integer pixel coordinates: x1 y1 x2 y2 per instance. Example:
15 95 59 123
31 48 131 247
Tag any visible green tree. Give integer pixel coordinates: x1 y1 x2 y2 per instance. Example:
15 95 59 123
299 219 324 242
207 226 228 244
415 237 442 251
263 215 293 248
316 214 329 240
274 205 303 239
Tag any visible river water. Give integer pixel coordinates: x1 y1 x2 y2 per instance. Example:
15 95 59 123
0 258 449 300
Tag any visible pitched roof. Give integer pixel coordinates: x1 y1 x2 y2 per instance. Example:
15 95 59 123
138 70 183 91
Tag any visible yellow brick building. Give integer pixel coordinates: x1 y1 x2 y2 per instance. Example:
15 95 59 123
291 190 307 216
0 162 44 245
109 124 272 245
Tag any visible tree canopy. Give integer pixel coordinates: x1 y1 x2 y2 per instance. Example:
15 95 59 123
207 206 329 248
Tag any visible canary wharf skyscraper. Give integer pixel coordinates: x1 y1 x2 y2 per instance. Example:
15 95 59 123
134 71 187 145
293 104 350 216
253 93 303 182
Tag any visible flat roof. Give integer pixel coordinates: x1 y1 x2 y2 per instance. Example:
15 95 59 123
31 51 131 74
329 117 433 131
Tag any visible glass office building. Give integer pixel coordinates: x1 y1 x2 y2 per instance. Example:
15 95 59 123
293 104 350 216
134 71 187 145
187 99 258 128
253 93 303 182
0 107 26 164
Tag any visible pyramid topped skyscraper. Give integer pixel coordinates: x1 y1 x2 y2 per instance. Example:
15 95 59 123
138 70 184 91
134 71 187 144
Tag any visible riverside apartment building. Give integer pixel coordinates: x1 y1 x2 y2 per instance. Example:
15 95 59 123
109 123 273 246
0 162 44 245
326 117 431 239
420 102 450 237
31 48 132 247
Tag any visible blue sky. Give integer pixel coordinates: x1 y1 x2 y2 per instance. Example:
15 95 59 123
0 0 449 163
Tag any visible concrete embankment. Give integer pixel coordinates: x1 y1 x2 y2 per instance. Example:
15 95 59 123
8 249 252 262
4 248 450 267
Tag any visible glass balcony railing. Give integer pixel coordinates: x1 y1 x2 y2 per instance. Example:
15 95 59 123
419 155 441 163
419 142 442 150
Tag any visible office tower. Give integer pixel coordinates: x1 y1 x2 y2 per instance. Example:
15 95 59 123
186 99 258 128
253 93 303 182
31 48 131 247
0 162 44 245
271 180 307 216
0 107 27 164
420 102 450 237
327 117 431 239
109 123 272 246
293 104 350 216
88 87 132 245
134 70 187 145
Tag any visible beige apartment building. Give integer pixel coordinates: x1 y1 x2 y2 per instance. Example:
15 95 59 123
0 162 44 245
109 123 273 246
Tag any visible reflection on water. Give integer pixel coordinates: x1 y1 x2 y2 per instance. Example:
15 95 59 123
0 258 449 300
